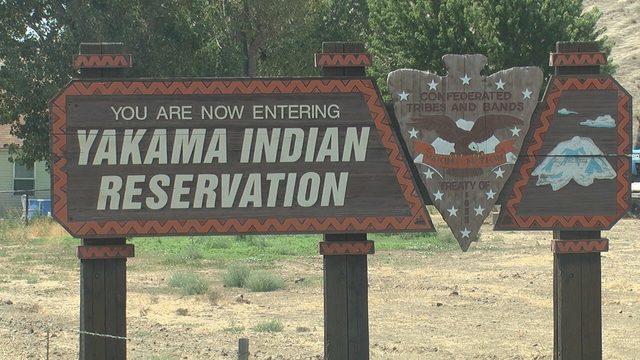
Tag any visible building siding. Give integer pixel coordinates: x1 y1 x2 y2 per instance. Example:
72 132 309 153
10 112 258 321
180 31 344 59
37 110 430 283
0 150 50 217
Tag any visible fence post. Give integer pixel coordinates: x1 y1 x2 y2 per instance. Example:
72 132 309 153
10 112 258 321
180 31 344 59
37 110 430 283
24 193 29 226
75 42 133 360
552 41 606 360
238 338 249 360
317 42 373 360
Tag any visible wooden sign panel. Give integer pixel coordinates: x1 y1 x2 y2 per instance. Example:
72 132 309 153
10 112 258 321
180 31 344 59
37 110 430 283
388 54 543 250
495 75 632 230
50 79 433 237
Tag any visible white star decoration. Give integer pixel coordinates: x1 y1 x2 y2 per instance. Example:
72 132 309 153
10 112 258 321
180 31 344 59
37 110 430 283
460 228 471 238
485 189 496 199
447 206 458 217
510 126 521 137
460 74 471 85
398 91 410 101
494 167 505 178
427 79 439 91
474 205 485 216
433 190 444 201
408 128 419 139
495 79 506 90
424 169 434 179
522 88 533 99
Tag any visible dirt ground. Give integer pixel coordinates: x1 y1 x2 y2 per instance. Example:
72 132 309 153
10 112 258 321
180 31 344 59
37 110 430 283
0 216 638 360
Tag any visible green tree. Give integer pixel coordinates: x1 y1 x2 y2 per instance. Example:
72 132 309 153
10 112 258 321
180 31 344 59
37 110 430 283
0 0 354 165
0 0 232 165
368 0 610 94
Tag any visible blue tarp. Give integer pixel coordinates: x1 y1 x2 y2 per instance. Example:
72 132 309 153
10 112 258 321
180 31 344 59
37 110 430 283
27 198 51 219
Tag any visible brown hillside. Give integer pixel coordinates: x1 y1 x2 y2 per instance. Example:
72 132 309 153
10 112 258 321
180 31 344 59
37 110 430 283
585 0 640 147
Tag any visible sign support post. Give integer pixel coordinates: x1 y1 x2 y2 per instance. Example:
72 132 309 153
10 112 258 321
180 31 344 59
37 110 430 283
318 42 371 360
74 42 134 360
551 41 607 360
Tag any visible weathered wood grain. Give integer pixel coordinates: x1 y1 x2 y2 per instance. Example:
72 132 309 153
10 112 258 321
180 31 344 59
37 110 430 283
388 54 542 250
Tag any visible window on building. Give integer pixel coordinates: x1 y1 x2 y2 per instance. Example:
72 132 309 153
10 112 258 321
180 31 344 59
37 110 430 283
14 162 35 196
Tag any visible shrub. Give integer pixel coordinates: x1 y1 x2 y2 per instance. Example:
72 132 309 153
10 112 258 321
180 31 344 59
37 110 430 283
252 320 283 333
222 264 251 288
223 323 245 333
168 271 209 295
207 288 221 305
245 270 284 292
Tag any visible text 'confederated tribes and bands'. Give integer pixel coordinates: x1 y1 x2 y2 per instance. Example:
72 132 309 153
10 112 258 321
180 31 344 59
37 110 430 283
73 103 373 212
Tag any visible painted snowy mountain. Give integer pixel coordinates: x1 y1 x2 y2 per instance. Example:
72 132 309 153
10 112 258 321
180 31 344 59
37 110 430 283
532 136 616 191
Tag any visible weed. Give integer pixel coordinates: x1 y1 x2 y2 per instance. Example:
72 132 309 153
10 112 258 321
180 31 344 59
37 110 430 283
223 323 245 333
376 229 457 252
252 320 283 333
25 274 39 284
175 308 189 316
206 288 221 305
164 238 204 264
201 237 232 249
144 354 177 360
168 271 209 295
222 264 251 288
245 270 284 292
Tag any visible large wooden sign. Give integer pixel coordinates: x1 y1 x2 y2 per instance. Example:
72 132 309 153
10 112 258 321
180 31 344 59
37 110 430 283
495 75 632 229
50 79 433 237
388 54 542 250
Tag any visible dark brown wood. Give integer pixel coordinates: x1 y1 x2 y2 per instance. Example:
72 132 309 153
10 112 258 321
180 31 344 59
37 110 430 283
322 42 370 360
552 41 604 360
77 43 129 360
324 248 349 359
495 41 632 231
51 77 432 237
388 54 543 250
324 233 369 360
238 338 249 360
554 231 603 360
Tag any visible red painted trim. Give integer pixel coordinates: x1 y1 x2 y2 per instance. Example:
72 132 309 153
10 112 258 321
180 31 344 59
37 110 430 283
50 79 433 237
319 241 375 255
73 54 133 69
551 239 609 253
76 244 135 259
549 52 607 66
315 53 372 68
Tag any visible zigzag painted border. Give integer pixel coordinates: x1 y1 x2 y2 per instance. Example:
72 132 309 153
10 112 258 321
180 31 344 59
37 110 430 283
73 54 132 69
50 79 433 237
319 241 375 255
549 52 607 66
551 239 609 254
76 244 135 259
315 53 372 68
498 76 631 230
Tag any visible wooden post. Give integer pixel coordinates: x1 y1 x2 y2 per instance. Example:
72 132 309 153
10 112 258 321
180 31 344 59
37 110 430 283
75 42 134 360
317 42 372 360
551 41 607 360
237 338 249 360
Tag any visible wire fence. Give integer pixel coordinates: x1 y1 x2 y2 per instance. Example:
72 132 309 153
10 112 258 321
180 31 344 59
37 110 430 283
0 318 275 360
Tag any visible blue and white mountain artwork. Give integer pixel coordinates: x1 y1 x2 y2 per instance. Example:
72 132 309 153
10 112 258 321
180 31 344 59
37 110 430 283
532 136 616 191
